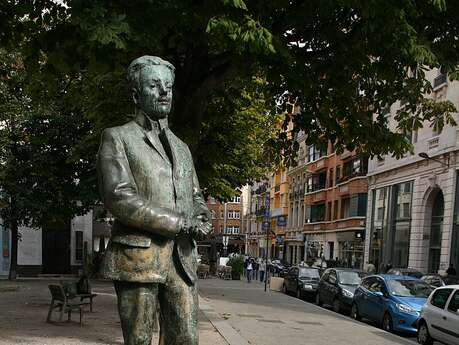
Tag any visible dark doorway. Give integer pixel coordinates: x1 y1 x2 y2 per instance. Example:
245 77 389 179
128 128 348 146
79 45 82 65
42 221 71 274
429 190 444 273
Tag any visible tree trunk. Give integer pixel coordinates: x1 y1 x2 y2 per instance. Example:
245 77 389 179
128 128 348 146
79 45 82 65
8 217 18 280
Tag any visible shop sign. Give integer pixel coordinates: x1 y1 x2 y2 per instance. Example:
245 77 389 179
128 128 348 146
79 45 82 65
277 215 287 226
262 221 270 231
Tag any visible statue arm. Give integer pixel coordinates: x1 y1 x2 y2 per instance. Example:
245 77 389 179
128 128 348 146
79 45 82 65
192 167 211 221
97 128 183 239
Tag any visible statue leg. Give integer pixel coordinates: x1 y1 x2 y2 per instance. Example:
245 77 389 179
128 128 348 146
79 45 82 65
158 267 198 345
114 281 158 345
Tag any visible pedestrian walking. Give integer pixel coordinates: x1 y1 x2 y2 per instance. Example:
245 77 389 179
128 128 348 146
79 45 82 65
253 259 259 280
259 260 266 282
246 259 253 283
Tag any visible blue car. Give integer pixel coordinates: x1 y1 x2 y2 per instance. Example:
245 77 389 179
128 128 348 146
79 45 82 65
351 274 434 333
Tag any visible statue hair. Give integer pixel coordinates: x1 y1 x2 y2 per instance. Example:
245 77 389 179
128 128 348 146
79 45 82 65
127 56 175 91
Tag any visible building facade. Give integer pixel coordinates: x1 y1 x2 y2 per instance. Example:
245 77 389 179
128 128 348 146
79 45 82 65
247 180 270 258
286 131 369 268
0 212 94 278
198 194 246 258
365 68 459 274
269 169 289 259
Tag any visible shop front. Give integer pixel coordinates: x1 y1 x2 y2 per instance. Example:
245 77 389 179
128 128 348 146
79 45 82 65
369 181 413 271
336 230 365 269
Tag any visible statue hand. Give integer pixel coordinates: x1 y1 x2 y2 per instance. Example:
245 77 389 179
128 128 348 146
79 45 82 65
180 215 212 239
196 216 212 234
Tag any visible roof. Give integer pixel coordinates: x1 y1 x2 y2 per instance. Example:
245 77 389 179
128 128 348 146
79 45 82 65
369 274 422 281
435 285 459 289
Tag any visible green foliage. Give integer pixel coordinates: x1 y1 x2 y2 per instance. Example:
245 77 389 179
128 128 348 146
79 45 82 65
227 255 244 274
0 48 95 230
2 0 459 201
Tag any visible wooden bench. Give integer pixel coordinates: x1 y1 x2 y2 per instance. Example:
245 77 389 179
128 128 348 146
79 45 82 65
46 284 87 326
62 277 97 312
197 264 210 279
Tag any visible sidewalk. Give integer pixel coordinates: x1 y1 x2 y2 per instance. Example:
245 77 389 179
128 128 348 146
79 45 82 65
0 279 227 345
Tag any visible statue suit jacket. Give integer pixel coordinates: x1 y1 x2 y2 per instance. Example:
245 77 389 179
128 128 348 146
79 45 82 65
97 112 209 285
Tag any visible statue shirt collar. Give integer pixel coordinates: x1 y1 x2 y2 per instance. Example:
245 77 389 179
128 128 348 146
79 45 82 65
135 110 169 133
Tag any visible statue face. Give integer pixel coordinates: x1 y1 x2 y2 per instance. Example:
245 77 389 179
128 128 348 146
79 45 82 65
134 64 173 119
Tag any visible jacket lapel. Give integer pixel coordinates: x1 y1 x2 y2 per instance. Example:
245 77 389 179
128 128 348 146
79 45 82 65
144 129 170 163
162 128 178 175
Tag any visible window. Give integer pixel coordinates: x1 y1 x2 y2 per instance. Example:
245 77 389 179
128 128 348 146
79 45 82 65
362 277 375 290
430 289 453 309
447 291 459 313
342 157 368 181
211 210 216 219
75 231 83 262
232 196 241 203
220 210 224 218
329 168 334 187
333 200 339 220
306 172 326 192
328 270 337 284
305 203 325 223
327 202 332 221
226 226 240 234
219 225 223 233
368 278 384 293
307 145 327 162
349 193 368 217
341 198 350 219
433 68 447 89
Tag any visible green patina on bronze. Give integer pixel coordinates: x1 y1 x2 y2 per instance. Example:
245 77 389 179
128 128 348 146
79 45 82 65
97 56 211 345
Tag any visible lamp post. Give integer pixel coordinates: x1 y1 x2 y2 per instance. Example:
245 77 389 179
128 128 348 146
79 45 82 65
418 152 450 169
263 192 270 292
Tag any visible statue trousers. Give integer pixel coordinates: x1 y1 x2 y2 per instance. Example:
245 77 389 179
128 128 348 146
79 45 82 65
114 262 198 345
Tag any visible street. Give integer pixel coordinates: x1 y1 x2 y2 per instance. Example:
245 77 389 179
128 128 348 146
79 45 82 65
199 277 420 345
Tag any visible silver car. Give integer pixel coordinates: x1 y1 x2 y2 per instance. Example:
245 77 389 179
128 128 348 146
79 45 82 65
418 285 459 345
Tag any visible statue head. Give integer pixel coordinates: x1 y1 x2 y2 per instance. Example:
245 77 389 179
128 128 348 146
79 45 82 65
127 55 175 119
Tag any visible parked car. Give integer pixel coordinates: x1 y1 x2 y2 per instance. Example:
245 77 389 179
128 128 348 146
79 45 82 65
352 274 433 334
421 274 446 288
316 268 365 313
421 274 459 288
418 285 459 345
282 266 321 300
269 259 291 276
387 268 424 279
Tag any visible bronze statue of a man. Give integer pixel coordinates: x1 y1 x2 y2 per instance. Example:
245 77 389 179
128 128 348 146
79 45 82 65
97 55 211 345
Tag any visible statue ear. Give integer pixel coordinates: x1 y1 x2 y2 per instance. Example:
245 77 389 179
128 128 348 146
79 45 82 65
132 88 139 105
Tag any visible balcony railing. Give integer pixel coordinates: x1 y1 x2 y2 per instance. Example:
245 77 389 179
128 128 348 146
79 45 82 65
336 170 367 184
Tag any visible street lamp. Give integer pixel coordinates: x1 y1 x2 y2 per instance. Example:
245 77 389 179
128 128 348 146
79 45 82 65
418 152 450 169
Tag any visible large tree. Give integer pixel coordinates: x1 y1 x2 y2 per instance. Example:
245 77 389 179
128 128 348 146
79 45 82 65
3 0 459 171
0 49 95 279
4 0 458 159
